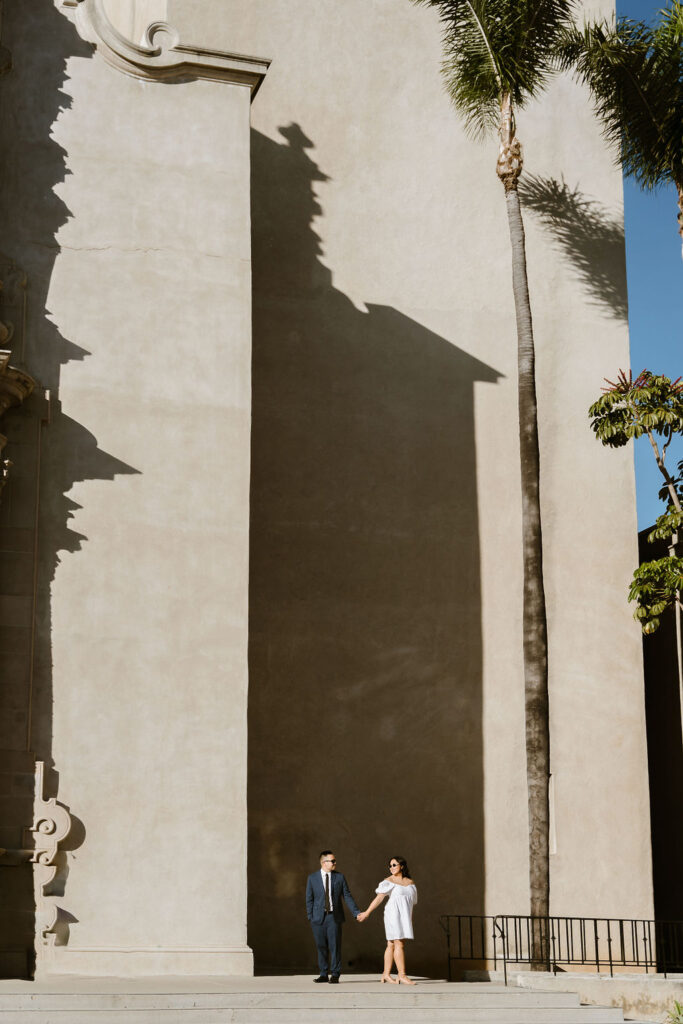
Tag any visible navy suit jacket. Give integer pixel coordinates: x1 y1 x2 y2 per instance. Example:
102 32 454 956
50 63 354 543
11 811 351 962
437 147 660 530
306 870 361 925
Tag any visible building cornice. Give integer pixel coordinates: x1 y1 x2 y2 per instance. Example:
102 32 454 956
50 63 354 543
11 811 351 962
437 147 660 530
62 0 270 95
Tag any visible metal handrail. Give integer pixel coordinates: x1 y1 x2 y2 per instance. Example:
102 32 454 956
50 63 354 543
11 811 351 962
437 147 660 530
440 914 683 983
439 915 499 981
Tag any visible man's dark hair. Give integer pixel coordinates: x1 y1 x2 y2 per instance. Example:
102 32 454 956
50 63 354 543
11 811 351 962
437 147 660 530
319 850 334 861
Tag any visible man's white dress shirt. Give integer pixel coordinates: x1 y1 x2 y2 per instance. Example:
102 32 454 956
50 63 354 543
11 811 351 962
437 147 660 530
320 869 333 912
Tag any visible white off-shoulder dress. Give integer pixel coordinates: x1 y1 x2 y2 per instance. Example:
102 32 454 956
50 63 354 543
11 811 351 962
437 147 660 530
375 879 418 940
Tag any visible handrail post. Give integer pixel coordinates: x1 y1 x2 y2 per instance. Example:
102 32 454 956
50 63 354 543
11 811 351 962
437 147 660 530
551 919 557 975
495 917 508 986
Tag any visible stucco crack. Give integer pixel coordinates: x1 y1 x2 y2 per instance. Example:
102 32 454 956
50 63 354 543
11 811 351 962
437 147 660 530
56 243 227 258
30 240 251 263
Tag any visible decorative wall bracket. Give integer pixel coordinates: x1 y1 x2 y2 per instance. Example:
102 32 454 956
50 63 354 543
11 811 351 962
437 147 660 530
0 351 35 415
0 1 13 76
0 254 36 496
62 0 270 94
0 352 35 497
30 762 72 948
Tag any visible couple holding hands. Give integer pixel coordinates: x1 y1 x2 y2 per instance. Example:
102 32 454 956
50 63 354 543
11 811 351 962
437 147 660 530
305 849 418 985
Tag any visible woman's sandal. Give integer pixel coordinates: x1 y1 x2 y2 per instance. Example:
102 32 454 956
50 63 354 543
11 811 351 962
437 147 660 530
398 975 416 985
381 974 398 984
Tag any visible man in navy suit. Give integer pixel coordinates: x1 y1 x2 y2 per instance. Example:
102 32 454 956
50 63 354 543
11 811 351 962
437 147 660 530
305 850 361 983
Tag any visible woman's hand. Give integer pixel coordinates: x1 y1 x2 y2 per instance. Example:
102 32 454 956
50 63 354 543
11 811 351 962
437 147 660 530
357 911 368 922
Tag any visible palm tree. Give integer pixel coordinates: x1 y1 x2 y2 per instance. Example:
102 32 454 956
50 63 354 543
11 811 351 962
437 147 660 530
562 3 683 751
560 1 683 256
411 0 578 924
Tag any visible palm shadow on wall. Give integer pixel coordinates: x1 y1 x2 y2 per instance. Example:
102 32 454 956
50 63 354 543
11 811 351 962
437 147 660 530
519 173 628 323
247 123 501 976
0 0 138 974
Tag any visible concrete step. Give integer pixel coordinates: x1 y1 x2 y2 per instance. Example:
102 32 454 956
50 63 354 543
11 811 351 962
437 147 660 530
0 978 641 1024
0 990 588 1010
0 1014 633 1024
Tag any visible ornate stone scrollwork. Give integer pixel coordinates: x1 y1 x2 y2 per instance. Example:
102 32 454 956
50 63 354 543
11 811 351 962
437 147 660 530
0 351 35 414
30 762 72 948
0 350 35 497
0 256 36 497
0 1 13 76
61 0 270 93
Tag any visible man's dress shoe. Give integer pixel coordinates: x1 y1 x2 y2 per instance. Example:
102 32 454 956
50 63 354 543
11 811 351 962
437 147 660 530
329 976 340 984
313 975 328 983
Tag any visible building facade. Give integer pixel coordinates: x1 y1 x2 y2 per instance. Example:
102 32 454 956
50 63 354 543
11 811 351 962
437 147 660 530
0 0 653 979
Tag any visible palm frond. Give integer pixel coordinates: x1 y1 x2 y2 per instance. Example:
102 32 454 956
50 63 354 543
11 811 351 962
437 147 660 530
560 4 683 190
411 0 579 137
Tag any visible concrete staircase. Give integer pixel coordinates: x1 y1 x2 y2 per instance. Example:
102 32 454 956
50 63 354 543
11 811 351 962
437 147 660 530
0 976 648 1024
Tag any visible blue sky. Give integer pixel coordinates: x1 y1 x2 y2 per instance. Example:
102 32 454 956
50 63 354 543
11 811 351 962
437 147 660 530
616 0 683 529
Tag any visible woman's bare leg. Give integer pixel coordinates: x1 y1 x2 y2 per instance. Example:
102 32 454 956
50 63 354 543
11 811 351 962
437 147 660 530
393 940 416 984
382 941 398 982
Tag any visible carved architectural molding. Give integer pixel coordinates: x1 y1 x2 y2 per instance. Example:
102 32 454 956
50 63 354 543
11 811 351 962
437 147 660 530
62 0 270 93
0 1 12 76
30 762 72 950
0 351 34 416
0 255 36 496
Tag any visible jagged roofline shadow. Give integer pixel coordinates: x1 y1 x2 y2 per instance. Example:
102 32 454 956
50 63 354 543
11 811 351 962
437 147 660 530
519 173 628 323
0 0 141 974
252 123 504 383
2 0 95 390
248 119 502 973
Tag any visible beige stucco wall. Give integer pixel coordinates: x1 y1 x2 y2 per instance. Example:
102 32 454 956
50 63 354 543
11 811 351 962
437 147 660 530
0 0 652 980
0 0 258 977
166 0 653 976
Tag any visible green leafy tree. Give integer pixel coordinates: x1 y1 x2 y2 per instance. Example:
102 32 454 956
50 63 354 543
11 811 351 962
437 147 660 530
560 2 683 254
410 0 579 923
589 370 683 725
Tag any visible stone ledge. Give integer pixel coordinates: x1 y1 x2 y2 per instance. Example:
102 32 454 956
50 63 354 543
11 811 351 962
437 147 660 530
41 945 254 978
503 971 683 1022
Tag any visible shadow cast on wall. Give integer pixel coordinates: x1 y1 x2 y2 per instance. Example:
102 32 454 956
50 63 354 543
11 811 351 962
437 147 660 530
519 174 628 323
247 123 501 977
0 0 138 975
637 531 683 921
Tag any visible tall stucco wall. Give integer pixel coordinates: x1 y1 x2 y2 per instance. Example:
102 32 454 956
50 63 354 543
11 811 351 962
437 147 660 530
167 0 653 976
0 0 653 981
0 0 257 976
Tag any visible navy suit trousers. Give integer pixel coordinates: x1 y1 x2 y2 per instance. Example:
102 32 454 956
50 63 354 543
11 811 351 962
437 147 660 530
311 912 342 976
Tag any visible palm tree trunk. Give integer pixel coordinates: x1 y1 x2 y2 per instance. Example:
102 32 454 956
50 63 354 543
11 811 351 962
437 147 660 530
497 103 551 934
504 182 551 947
677 183 683 260
505 184 550 917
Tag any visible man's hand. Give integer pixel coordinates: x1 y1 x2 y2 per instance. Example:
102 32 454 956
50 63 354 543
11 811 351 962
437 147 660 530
356 911 367 922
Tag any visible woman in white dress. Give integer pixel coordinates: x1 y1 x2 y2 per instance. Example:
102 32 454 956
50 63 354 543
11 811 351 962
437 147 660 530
357 856 417 984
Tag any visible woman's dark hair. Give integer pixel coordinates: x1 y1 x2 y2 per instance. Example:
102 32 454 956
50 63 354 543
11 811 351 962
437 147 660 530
390 855 411 878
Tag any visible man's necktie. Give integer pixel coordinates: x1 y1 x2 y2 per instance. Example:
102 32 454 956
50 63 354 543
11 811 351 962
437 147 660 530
325 873 331 912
